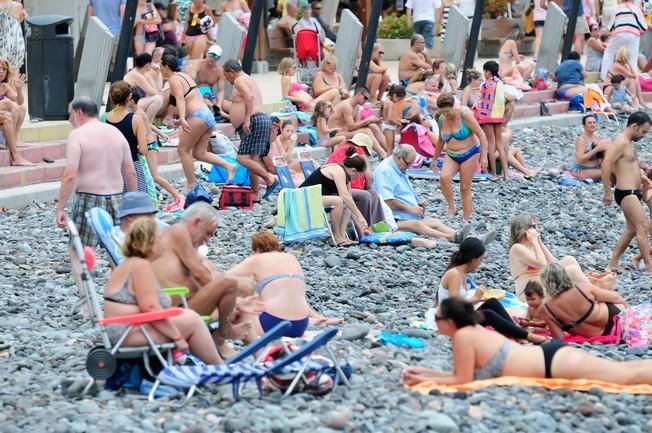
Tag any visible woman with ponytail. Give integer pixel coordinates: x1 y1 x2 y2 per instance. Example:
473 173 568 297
300 146 372 246
438 237 548 344
403 296 652 386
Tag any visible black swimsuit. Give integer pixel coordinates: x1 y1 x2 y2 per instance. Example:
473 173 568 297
169 73 197 107
299 165 350 196
544 285 620 335
614 188 643 207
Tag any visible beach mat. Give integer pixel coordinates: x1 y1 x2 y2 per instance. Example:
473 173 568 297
407 169 493 182
408 376 652 395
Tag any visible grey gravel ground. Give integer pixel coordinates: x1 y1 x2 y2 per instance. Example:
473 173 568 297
1 121 652 433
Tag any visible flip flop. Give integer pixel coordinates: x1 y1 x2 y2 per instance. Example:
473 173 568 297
261 180 280 201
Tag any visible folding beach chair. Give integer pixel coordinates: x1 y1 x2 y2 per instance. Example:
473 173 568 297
86 207 124 266
297 150 316 179
153 320 292 404
292 25 322 85
157 327 351 401
67 219 178 396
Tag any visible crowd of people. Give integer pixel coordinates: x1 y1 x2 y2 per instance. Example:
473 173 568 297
1 0 650 394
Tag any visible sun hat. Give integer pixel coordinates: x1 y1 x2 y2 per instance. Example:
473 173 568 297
118 192 157 219
349 133 375 155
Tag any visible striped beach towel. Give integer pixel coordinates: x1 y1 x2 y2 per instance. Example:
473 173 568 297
275 185 327 243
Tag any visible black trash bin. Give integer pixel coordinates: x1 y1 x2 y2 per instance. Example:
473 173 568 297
26 15 74 121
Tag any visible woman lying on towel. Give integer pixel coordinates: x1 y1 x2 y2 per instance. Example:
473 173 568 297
104 217 222 364
402 296 652 386
438 238 547 344
509 214 600 301
229 231 343 338
540 263 626 340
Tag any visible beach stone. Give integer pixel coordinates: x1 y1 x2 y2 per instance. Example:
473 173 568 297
324 255 341 268
324 407 352 430
396 245 410 253
467 405 483 420
341 324 370 341
419 411 459 432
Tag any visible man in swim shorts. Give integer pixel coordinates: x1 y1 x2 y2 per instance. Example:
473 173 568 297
56 97 137 246
398 34 432 86
602 111 652 272
224 59 278 201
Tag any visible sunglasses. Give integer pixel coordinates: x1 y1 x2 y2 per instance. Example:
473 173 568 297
379 51 385 55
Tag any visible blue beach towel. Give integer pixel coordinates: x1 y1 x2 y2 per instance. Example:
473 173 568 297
208 155 251 186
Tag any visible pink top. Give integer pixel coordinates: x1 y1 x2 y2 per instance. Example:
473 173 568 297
609 2 646 36
534 0 547 22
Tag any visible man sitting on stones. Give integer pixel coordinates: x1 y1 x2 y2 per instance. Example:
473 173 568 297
398 34 432 87
329 87 388 157
152 202 253 354
367 43 391 105
373 145 485 244
553 51 587 101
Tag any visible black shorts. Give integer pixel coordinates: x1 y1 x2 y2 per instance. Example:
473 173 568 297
614 188 642 207
534 20 545 28
236 113 272 156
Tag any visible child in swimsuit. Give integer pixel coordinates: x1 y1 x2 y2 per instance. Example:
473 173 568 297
312 100 346 148
517 280 548 330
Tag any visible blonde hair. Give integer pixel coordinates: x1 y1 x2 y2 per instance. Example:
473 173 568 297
540 263 574 297
445 63 457 80
321 55 337 71
122 218 157 258
278 57 296 75
615 46 631 64
0 58 13 84
509 214 536 246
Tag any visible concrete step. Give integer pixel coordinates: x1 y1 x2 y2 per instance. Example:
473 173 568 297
0 139 66 167
516 89 556 105
19 120 71 142
0 146 180 189
513 101 569 119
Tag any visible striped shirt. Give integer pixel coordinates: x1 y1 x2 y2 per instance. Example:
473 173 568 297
609 2 647 36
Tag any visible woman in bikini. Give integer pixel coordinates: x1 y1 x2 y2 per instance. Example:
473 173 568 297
540 263 626 340
437 238 547 344
461 69 482 110
433 93 488 221
312 55 349 103
104 217 222 364
278 57 339 112
604 47 646 110
134 0 162 55
498 30 535 89
402 296 652 386
184 0 215 60
572 114 608 181
229 231 342 338
509 214 601 301
160 53 235 191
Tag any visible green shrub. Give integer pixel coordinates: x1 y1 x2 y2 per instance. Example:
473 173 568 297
484 0 509 18
377 13 413 39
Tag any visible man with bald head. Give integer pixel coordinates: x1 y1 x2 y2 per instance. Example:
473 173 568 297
373 144 469 243
398 34 433 86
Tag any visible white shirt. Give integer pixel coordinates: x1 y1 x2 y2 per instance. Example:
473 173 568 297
457 0 476 17
406 0 442 23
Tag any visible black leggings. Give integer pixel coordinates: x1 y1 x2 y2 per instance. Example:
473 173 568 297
478 298 528 340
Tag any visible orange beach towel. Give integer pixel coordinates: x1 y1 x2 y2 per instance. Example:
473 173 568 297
408 376 652 395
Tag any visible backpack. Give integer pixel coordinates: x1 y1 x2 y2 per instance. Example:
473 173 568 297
184 184 213 209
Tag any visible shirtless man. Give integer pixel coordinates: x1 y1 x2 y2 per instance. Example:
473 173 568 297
398 34 432 86
602 111 652 273
55 97 137 246
223 59 278 201
152 202 247 351
124 53 163 121
185 44 228 120
329 87 388 157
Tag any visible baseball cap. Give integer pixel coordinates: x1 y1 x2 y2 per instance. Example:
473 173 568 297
118 192 157 219
207 45 222 59
349 133 374 155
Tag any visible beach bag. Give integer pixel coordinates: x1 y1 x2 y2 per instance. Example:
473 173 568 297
219 185 253 210
623 303 652 347
584 85 611 112
568 94 585 112
208 155 251 186
184 184 213 209
210 133 236 155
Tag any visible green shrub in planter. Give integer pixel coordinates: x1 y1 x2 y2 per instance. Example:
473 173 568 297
484 0 509 18
377 13 413 39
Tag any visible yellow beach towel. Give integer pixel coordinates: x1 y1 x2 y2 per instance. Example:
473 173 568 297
408 376 652 395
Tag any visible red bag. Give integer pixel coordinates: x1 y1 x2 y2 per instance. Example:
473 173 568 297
218 186 253 210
